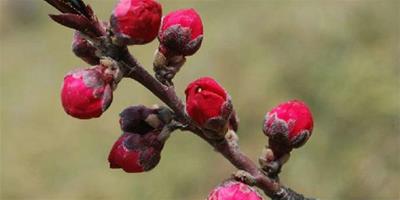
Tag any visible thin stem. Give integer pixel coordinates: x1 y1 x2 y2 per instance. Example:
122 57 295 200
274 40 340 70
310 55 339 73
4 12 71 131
120 50 187 121
117 47 282 196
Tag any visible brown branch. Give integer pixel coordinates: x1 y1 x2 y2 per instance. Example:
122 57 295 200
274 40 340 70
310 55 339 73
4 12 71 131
113 45 314 200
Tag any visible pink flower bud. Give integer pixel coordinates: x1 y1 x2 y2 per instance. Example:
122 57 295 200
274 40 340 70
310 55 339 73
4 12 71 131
263 100 313 149
108 132 163 173
158 8 203 56
61 66 113 119
72 31 99 65
111 0 162 45
207 181 263 200
185 77 227 126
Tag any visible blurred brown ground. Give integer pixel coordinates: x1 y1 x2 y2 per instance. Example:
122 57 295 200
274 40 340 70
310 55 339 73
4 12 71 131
1 0 399 199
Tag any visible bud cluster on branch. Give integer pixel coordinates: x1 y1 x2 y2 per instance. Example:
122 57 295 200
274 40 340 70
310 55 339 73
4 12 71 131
44 0 317 199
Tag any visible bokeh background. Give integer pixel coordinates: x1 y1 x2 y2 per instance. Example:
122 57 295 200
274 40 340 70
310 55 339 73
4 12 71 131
1 0 399 199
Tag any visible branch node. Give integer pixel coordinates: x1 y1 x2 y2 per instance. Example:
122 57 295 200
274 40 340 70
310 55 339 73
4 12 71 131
233 170 257 186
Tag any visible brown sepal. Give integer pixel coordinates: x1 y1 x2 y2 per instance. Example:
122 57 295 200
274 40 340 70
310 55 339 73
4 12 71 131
203 98 235 140
49 14 91 34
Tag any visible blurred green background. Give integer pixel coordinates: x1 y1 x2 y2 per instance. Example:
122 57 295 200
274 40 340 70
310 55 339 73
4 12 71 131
1 0 399 199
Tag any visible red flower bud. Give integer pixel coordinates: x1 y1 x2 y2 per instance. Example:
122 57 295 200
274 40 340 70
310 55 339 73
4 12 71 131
263 100 313 149
61 65 114 119
185 77 228 126
72 31 99 65
108 132 163 173
207 181 263 200
111 0 162 45
158 8 203 56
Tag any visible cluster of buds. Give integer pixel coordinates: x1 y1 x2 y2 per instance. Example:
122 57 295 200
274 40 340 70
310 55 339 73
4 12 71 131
108 105 173 172
47 0 317 198
185 77 238 139
207 180 263 200
109 0 204 85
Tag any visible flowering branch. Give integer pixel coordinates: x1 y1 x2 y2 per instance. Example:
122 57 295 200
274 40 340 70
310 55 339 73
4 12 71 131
44 0 316 199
